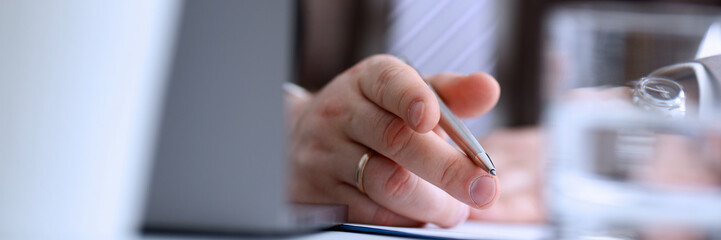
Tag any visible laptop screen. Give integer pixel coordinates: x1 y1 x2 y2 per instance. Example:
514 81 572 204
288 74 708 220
144 0 294 233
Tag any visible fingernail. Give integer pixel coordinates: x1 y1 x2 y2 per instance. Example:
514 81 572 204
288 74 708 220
470 176 496 208
408 101 424 129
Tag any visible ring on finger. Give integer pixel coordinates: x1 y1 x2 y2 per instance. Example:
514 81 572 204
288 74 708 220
355 152 374 195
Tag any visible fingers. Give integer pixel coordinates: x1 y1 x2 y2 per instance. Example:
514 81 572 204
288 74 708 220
354 55 440 133
330 143 468 227
362 154 470 228
469 127 546 223
307 55 502 227
344 97 500 209
335 183 424 227
425 72 500 119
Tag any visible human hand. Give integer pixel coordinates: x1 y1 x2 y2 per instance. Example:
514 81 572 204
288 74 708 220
468 127 546 223
287 55 500 228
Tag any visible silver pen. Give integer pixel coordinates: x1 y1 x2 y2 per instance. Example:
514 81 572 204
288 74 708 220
405 62 497 176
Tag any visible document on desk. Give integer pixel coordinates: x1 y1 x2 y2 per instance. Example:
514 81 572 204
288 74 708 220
333 220 551 240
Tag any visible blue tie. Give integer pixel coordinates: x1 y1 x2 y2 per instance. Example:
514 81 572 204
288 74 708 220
387 0 498 76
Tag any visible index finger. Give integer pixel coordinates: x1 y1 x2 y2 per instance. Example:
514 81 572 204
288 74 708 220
353 54 440 133
344 97 500 209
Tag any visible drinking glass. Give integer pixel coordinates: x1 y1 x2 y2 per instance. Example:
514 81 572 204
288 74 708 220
542 2 721 239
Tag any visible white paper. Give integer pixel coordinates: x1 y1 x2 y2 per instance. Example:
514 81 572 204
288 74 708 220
345 220 551 240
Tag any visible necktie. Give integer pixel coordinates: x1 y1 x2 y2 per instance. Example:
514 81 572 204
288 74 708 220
387 0 497 76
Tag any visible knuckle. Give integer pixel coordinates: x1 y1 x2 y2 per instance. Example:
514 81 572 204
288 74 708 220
314 97 349 120
372 64 409 105
395 85 421 114
380 117 414 159
293 147 321 182
294 138 328 171
373 65 403 104
290 121 336 180
384 165 417 200
440 158 462 190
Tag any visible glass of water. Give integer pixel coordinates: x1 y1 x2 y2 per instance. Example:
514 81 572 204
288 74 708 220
542 2 721 239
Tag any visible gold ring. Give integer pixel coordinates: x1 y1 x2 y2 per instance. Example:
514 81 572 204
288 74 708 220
355 152 373 194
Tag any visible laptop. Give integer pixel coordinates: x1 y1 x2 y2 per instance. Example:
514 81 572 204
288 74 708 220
143 0 346 235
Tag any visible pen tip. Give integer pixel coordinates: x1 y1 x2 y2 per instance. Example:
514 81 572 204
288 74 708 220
490 169 496 176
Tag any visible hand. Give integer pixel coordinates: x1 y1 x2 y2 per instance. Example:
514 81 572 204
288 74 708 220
469 127 546 223
287 55 501 228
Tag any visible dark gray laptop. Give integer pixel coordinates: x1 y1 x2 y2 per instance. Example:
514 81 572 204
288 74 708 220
143 0 345 234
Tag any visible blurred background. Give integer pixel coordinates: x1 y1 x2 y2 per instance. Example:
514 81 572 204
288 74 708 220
295 0 721 128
